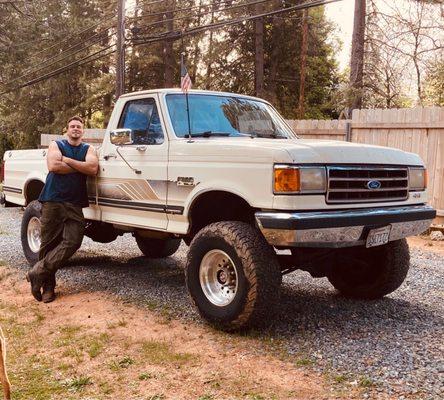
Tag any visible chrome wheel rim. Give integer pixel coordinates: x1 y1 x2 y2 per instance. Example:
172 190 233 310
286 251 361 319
199 249 238 306
27 216 41 253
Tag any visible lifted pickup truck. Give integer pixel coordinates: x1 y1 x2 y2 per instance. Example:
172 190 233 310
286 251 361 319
1 89 436 330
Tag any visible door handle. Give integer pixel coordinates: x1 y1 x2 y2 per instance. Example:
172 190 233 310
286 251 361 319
104 154 117 160
136 145 147 152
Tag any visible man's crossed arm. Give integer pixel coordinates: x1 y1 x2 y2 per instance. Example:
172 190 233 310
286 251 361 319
47 141 99 176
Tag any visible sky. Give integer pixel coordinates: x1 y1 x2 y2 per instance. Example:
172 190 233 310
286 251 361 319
324 0 355 71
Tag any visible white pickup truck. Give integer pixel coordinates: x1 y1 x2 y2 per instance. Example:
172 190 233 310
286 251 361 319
1 89 436 330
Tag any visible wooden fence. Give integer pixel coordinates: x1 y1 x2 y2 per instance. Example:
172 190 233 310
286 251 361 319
288 107 444 225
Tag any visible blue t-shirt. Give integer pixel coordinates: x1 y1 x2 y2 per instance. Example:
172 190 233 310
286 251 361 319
39 140 90 208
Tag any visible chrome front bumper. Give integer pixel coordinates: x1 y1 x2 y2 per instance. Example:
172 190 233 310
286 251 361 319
255 205 436 248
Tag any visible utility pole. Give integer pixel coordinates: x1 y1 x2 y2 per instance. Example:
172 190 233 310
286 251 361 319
297 9 309 119
116 0 126 98
349 0 366 111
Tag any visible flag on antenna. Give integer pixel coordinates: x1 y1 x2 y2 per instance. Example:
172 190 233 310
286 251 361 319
180 54 192 92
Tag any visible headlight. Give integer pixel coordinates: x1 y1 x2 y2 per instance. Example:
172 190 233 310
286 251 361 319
274 165 326 194
409 167 427 191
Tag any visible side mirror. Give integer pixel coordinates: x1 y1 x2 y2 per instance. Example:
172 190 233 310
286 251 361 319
110 129 133 145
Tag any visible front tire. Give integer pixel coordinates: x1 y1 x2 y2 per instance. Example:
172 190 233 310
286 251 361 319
135 234 181 258
186 221 282 331
328 239 410 299
21 200 42 266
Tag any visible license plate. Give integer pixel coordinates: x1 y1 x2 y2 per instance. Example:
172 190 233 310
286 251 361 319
366 225 391 248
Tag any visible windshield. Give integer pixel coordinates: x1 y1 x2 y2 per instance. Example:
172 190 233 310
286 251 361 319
165 94 295 139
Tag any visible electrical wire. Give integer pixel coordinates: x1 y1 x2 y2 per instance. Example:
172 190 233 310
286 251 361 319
129 0 277 35
130 0 270 21
1 27 116 89
1 0 342 95
132 0 342 44
30 11 117 57
0 45 116 95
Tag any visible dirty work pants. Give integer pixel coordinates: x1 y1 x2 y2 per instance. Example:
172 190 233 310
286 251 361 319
31 202 85 276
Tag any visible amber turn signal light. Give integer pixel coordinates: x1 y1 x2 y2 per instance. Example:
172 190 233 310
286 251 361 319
274 167 300 193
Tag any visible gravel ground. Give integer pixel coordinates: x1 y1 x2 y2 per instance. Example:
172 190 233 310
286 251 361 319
1 206 443 399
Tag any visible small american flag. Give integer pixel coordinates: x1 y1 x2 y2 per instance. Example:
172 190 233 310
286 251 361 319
180 55 192 92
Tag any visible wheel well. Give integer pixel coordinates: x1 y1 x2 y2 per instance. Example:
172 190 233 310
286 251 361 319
187 191 255 242
25 180 44 205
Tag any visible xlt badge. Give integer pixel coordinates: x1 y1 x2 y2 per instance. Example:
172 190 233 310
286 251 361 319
177 177 195 187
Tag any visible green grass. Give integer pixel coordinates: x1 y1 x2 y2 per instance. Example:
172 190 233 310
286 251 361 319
138 372 154 381
10 359 65 400
140 339 196 365
359 376 375 388
85 332 109 358
109 356 135 371
148 395 165 400
54 325 110 360
333 374 348 384
64 375 92 391
295 357 315 367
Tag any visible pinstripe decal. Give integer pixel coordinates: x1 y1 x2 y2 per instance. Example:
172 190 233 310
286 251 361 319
97 197 183 215
2 186 22 194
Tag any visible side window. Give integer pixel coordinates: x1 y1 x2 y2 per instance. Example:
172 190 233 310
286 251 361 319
118 98 164 145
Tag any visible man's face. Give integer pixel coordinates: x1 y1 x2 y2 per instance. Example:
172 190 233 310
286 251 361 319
67 120 84 140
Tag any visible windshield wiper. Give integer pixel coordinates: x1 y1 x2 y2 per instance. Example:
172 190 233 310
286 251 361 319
188 131 231 138
245 131 287 139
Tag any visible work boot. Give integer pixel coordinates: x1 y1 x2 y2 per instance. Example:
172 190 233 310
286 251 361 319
42 273 56 303
26 270 45 302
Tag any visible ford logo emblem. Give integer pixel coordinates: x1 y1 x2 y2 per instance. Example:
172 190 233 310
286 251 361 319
367 180 381 190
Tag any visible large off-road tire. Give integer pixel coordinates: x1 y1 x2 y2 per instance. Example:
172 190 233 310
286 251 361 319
135 234 181 258
20 200 42 266
186 221 282 331
328 239 410 299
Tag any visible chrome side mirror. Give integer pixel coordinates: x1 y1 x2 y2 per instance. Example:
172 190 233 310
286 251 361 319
110 129 133 145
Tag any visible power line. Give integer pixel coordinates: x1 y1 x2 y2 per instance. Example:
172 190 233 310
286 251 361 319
133 0 343 44
130 0 265 22
30 11 117 57
129 0 276 34
0 45 116 95
1 0 343 95
129 0 276 37
1 27 116 89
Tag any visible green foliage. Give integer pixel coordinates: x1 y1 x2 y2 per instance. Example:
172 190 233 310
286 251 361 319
0 1 342 161
424 60 444 106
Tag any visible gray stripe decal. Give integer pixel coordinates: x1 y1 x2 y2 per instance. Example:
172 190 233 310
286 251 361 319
2 186 22 194
97 197 183 215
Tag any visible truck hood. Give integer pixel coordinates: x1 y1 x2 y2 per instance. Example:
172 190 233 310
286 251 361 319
283 139 423 165
171 138 423 166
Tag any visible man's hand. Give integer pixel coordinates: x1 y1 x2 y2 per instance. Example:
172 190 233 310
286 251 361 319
47 142 76 174
62 146 98 176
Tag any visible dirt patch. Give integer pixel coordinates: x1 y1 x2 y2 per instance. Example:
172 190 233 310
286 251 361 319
0 268 362 400
407 235 444 255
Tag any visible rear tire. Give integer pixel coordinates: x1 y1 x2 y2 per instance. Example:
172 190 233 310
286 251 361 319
328 239 410 299
186 221 282 331
135 235 181 258
21 200 42 266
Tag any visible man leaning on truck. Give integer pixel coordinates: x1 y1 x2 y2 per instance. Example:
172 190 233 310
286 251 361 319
26 116 98 303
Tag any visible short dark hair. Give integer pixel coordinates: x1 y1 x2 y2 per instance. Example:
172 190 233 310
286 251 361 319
68 116 84 125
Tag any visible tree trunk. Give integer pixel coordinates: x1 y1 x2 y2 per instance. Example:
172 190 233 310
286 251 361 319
297 9 309 119
191 0 203 84
268 0 283 104
163 1 174 87
254 4 264 98
349 0 366 111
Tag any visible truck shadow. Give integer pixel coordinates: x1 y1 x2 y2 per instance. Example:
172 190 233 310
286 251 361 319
60 252 442 342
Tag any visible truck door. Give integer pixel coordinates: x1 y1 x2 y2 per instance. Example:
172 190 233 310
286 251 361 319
97 95 168 230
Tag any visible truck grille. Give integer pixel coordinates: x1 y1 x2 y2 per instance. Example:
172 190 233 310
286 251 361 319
327 166 409 204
